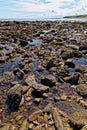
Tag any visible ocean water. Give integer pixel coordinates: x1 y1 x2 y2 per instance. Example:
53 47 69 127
0 18 87 22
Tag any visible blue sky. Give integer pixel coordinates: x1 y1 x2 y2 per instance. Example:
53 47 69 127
0 0 87 18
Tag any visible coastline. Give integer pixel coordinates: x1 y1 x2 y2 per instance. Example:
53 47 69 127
0 20 87 130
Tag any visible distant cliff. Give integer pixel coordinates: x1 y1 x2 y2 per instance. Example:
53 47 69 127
64 14 87 18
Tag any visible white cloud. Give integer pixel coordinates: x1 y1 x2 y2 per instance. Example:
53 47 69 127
0 0 87 18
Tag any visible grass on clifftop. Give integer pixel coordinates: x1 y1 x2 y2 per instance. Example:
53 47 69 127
64 14 87 18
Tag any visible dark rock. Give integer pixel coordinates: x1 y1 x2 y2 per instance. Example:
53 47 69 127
33 84 49 96
56 101 87 129
79 44 87 51
76 84 87 97
7 84 23 109
64 72 80 85
19 39 28 47
13 68 24 79
65 59 75 68
46 59 55 70
75 65 86 73
41 75 56 87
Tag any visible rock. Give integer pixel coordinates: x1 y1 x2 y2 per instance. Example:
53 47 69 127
81 125 87 130
37 65 44 72
41 75 56 87
64 72 80 85
13 68 24 79
56 101 87 129
70 111 87 129
0 124 16 130
20 119 28 130
62 50 82 60
75 65 86 73
25 74 36 86
46 59 55 70
79 99 87 108
79 44 87 51
65 59 75 68
76 84 87 97
7 84 23 109
34 98 41 104
28 110 42 122
44 35 53 43
33 84 49 96
42 93 49 99
60 94 67 101
0 56 8 64
52 107 63 130
19 39 28 47
61 50 72 60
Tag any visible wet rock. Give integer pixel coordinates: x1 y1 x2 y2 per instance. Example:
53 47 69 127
65 59 75 68
41 75 56 87
37 65 44 72
0 124 16 130
46 59 55 70
7 84 23 109
44 35 53 43
76 84 87 97
75 65 87 73
0 56 8 64
61 50 72 60
79 44 87 51
25 74 36 86
19 39 28 47
28 110 42 122
13 68 24 79
33 84 49 96
34 98 41 104
64 72 80 85
62 50 82 60
56 101 87 129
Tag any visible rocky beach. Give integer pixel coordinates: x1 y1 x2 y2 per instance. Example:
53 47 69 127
0 20 87 130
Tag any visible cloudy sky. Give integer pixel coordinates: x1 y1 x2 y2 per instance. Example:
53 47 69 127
0 0 87 18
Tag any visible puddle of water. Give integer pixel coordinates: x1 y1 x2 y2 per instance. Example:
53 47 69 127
0 43 14 55
28 39 42 45
73 58 87 67
69 58 87 73
0 57 23 75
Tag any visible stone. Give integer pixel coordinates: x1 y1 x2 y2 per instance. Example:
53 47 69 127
19 39 28 47
79 44 87 51
37 65 44 72
56 101 87 129
46 59 55 70
64 72 80 85
13 68 24 79
65 59 75 68
28 110 42 122
34 98 41 104
33 84 49 96
7 84 23 109
25 74 36 86
41 75 56 87
75 65 86 73
76 84 87 97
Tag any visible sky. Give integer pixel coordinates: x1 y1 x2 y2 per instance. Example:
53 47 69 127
0 0 87 18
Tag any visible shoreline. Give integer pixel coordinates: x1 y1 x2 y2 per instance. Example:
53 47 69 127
0 20 87 130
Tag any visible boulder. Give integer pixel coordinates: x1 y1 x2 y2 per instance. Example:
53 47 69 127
41 75 56 87
64 72 80 85
19 39 28 47
13 68 24 79
7 84 23 109
76 84 87 97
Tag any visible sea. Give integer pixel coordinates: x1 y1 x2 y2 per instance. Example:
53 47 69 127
0 18 87 22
